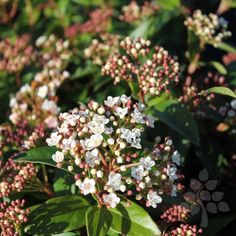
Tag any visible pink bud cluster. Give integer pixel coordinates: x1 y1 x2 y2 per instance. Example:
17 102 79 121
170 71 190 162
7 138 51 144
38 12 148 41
164 224 203 236
119 1 159 24
0 34 35 74
179 73 227 117
184 10 231 48
0 199 29 236
84 33 120 65
223 52 236 65
102 37 179 97
65 7 113 37
160 205 190 223
0 159 36 197
47 95 181 208
0 120 46 150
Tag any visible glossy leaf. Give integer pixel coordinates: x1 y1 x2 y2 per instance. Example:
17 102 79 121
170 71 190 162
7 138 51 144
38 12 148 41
108 201 161 236
14 146 74 173
25 196 90 235
210 61 227 75
151 100 200 146
201 87 236 98
86 206 112 236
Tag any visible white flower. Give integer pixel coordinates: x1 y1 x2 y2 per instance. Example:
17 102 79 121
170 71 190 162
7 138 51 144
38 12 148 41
46 132 62 146
60 112 80 126
107 173 122 190
80 134 103 150
77 178 96 195
131 108 145 124
41 99 59 114
120 128 142 149
36 35 47 47
131 165 145 181
172 151 181 166
115 107 128 119
52 151 64 163
85 149 100 167
58 122 69 134
87 114 109 134
231 99 236 110
120 94 130 103
20 84 31 94
171 185 177 197
103 193 120 208
147 191 162 208
140 156 155 170
62 137 76 150
146 115 155 128
9 97 17 108
37 85 48 98
167 165 178 180
104 96 120 107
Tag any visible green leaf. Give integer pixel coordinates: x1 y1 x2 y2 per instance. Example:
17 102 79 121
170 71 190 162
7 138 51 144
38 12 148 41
210 61 227 75
130 18 154 39
151 100 200 146
14 146 74 173
25 196 90 235
108 201 161 236
201 87 236 98
86 206 112 236
218 42 236 53
157 0 180 10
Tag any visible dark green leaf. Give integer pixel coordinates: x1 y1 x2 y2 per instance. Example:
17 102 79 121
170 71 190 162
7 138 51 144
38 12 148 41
86 206 112 236
25 196 90 235
14 146 74 173
151 100 200 146
109 201 161 236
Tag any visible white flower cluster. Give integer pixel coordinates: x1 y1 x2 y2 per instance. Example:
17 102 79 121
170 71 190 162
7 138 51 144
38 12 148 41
47 95 181 208
9 35 71 128
184 10 231 47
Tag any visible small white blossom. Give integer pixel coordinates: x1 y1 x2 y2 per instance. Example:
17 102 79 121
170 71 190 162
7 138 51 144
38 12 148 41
131 165 145 181
115 107 128 119
231 99 236 110
103 193 120 208
52 151 64 163
62 136 77 150
77 178 96 195
107 173 122 190
41 99 59 114
46 132 62 146
80 134 103 150
147 191 162 208
120 94 130 103
172 151 181 166
85 149 100 167
37 85 48 98
104 96 120 107
140 156 155 170
167 165 178 180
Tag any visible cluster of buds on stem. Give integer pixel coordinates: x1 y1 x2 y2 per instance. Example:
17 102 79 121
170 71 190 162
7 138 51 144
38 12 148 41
0 159 36 197
179 73 227 117
8 34 71 129
184 10 231 48
119 1 159 24
0 119 46 150
47 95 181 208
0 34 35 74
0 199 29 236
102 37 179 98
223 52 236 65
84 33 120 65
160 204 190 223
164 223 203 236
65 7 113 37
